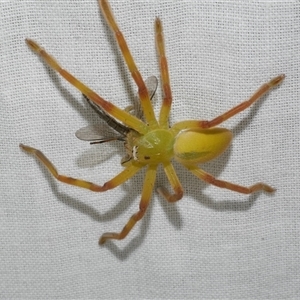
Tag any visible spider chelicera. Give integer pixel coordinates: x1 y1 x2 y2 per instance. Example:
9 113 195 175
20 0 285 244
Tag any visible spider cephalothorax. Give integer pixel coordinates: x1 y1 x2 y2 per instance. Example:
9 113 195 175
20 0 284 244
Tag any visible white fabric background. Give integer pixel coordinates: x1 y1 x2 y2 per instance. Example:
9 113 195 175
1 0 299 298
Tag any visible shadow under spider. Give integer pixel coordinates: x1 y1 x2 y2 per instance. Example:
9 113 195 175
31 155 150 257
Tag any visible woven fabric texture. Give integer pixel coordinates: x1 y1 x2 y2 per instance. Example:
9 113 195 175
1 1 299 298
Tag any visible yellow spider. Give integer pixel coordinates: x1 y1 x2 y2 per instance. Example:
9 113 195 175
20 0 285 244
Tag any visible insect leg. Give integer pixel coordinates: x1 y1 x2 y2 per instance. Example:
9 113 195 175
99 165 157 244
155 18 172 128
186 165 275 194
99 0 158 128
20 144 142 192
157 162 183 202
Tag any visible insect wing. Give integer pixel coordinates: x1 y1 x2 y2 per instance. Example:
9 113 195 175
76 76 158 142
83 95 130 136
145 75 158 100
85 76 158 120
75 124 124 143
132 75 158 119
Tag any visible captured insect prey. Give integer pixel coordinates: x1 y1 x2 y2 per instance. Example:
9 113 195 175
76 76 158 145
20 0 285 244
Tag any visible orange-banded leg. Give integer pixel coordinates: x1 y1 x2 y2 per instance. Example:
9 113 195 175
172 74 285 131
155 18 172 128
185 165 275 194
25 39 148 135
99 0 158 128
99 164 157 244
157 162 183 202
20 144 142 192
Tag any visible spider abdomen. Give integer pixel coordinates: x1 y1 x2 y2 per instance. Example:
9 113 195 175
174 128 232 165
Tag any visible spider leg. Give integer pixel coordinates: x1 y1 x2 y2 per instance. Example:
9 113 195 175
20 144 142 192
99 0 158 128
185 165 275 194
157 162 183 202
83 95 130 136
99 165 157 244
172 74 285 131
155 18 172 128
25 39 148 135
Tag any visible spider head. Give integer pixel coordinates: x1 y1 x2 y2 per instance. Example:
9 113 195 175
127 129 175 165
